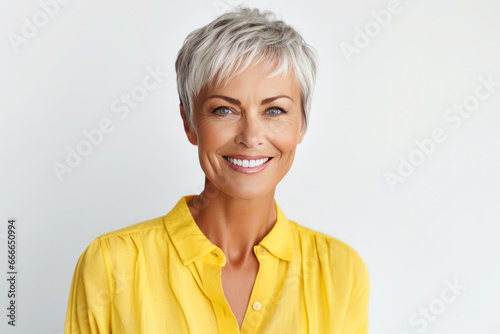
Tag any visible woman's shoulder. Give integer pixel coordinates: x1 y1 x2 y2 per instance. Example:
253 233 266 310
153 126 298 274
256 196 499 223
76 215 169 271
288 219 369 274
94 215 166 241
76 215 168 261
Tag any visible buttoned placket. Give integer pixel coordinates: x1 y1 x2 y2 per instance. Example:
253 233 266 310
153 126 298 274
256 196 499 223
187 245 280 334
239 244 279 334
189 247 239 333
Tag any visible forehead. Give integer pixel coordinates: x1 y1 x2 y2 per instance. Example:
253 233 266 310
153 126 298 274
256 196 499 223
198 61 300 103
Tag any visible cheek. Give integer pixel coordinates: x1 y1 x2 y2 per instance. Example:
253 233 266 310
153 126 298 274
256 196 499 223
197 122 234 149
269 124 301 153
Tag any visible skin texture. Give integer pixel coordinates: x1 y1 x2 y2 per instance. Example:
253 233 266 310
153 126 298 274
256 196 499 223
180 60 305 329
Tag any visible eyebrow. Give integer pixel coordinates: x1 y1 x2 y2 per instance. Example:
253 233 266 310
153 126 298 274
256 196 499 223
206 95 293 105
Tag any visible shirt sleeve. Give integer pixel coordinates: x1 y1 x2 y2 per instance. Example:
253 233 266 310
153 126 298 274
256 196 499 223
65 238 112 333
341 250 370 334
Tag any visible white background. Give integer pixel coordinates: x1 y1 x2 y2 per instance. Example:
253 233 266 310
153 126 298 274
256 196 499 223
1 0 499 333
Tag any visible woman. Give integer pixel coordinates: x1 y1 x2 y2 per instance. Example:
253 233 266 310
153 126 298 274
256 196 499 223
65 6 369 334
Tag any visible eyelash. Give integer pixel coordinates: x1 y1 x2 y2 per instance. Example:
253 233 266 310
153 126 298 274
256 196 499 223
211 106 288 116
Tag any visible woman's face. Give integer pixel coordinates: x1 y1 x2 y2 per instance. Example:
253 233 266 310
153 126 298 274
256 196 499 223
181 61 305 200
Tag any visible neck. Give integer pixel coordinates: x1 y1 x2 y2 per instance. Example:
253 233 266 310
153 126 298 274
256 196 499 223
188 178 277 268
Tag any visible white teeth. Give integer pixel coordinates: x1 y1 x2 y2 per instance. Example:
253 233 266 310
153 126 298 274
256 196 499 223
226 157 270 167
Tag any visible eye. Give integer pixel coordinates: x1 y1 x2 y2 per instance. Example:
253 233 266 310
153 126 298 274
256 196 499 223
267 107 287 116
211 106 234 116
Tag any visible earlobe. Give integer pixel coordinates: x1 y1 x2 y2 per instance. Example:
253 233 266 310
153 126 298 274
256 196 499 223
297 132 304 144
297 118 306 144
180 104 198 146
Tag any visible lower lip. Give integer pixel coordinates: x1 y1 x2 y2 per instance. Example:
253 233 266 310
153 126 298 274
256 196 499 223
223 157 272 174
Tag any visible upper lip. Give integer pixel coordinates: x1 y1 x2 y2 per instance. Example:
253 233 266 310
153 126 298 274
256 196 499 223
224 155 272 160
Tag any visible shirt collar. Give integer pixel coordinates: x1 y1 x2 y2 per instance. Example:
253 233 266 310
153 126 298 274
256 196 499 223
164 195 294 266
259 197 294 261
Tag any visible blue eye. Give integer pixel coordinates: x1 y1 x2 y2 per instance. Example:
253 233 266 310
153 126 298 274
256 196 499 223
212 107 233 116
267 108 286 116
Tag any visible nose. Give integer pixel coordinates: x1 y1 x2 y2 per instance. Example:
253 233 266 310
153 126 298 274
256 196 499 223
235 113 265 148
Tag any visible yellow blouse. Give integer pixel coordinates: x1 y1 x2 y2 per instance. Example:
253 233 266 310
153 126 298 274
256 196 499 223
65 195 369 333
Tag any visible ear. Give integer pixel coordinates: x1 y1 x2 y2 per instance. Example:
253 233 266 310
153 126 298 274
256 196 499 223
180 104 198 146
297 115 306 144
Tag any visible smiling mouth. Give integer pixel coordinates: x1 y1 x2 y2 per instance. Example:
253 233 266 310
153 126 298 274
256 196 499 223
223 156 273 168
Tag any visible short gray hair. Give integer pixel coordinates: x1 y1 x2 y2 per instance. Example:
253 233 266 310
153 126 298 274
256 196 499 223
175 6 318 134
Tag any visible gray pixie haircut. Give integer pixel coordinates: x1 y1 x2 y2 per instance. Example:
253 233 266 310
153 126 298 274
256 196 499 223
175 6 318 134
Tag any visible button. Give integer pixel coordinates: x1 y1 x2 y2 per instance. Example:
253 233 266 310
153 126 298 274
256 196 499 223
259 248 267 255
253 302 261 310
